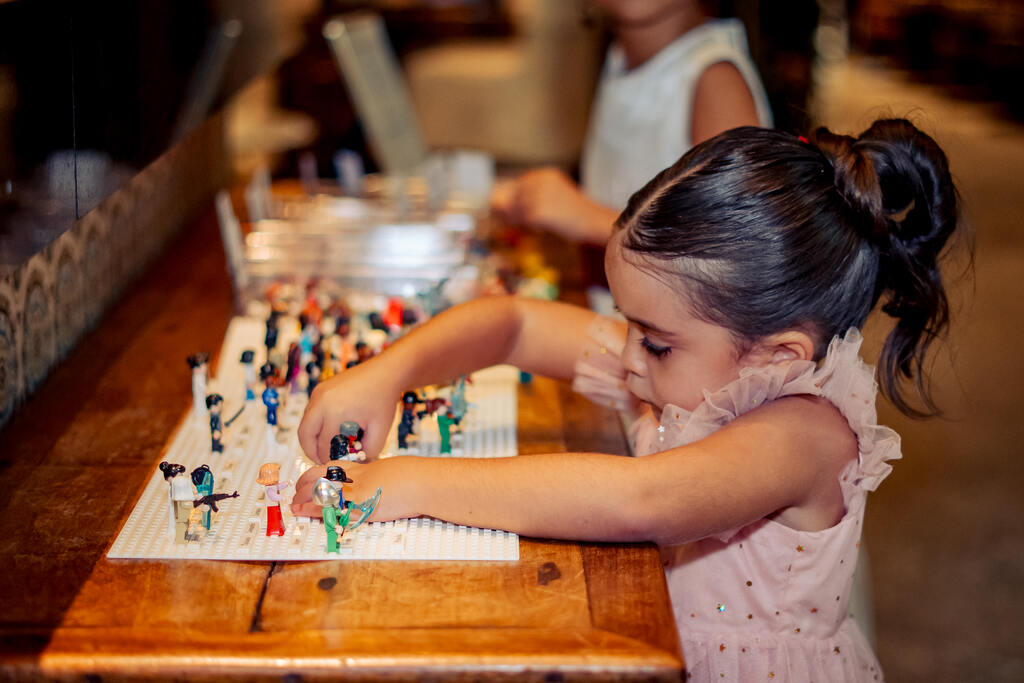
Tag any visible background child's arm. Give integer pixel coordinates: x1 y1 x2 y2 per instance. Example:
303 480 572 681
298 296 600 463
294 395 856 543
490 169 620 245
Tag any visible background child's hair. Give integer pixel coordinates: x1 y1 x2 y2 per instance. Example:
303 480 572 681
616 119 962 417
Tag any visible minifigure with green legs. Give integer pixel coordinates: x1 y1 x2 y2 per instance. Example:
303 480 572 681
314 466 353 553
437 408 456 455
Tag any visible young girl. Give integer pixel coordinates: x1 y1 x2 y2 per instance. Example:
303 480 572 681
293 119 961 681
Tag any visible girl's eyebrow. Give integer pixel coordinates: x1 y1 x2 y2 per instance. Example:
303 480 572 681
624 314 674 337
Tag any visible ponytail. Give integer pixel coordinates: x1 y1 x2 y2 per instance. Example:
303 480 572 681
812 119 962 416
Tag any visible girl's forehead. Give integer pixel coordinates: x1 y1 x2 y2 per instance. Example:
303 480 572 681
606 236 693 329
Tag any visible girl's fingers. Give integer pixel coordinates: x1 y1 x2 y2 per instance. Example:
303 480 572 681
291 500 322 517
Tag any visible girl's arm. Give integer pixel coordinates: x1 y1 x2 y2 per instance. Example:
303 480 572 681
297 296 600 463
294 395 856 544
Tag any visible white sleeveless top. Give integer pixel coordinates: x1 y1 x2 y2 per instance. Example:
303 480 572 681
581 19 773 209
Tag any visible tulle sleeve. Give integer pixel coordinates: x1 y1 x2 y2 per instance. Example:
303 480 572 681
571 315 637 413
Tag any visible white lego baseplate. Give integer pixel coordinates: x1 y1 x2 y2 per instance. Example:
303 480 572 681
107 316 520 561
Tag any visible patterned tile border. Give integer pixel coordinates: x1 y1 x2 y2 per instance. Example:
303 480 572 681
0 113 230 428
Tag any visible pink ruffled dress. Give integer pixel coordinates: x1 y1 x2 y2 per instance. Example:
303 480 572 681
573 317 899 682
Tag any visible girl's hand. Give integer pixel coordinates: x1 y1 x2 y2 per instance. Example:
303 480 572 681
289 458 415 521
297 361 401 464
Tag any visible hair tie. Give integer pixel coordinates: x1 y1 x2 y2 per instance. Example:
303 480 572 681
798 135 809 144
888 199 916 224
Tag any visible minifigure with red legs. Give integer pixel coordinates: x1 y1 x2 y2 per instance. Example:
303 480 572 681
256 462 290 536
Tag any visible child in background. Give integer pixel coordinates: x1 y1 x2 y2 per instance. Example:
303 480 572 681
491 0 772 246
294 120 963 681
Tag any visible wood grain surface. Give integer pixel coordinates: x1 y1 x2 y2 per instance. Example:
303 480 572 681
0 200 682 680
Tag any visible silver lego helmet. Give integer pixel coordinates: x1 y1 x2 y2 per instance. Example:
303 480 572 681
311 478 341 508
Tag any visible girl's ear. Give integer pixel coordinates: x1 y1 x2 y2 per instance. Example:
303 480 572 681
742 330 816 366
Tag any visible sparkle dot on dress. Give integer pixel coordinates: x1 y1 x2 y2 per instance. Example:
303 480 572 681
690 613 695 618
746 580 752 586
834 647 841 654
794 628 801 633
769 674 775 679
811 608 818 613
717 603 726 612
720 644 726 652
796 545 805 552
583 350 590 357
599 346 607 354
741 648 746 653
747 614 753 619
657 425 665 433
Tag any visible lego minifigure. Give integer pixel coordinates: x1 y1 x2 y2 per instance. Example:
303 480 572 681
437 408 456 455
298 314 318 364
256 462 290 536
314 465 355 553
355 341 373 363
190 464 214 530
159 461 191 544
450 374 472 426
240 349 256 400
329 433 351 461
368 311 387 333
205 394 224 453
286 342 302 394
186 352 210 418
383 298 404 330
334 312 350 338
338 420 364 455
306 360 321 398
261 379 280 428
326 465 353 507
264 310 281 358
397 390 420 450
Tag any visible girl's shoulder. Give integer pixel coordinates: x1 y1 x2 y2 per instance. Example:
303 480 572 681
636 329 902 492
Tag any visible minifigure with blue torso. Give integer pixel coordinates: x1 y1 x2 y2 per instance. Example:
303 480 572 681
397 391 420 450
262 381 279 427
259 363 280 427
205 393 224 453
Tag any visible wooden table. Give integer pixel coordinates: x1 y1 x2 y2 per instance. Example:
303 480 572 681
0 205 683 680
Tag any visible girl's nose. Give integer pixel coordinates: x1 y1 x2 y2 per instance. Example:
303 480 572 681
620 331 647 377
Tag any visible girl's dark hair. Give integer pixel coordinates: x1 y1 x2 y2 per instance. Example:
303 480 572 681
616 120 962 417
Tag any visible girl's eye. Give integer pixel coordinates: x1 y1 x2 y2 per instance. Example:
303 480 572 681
640 336 671 359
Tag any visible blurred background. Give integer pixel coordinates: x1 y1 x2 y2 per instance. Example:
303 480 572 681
1 0 1022 679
